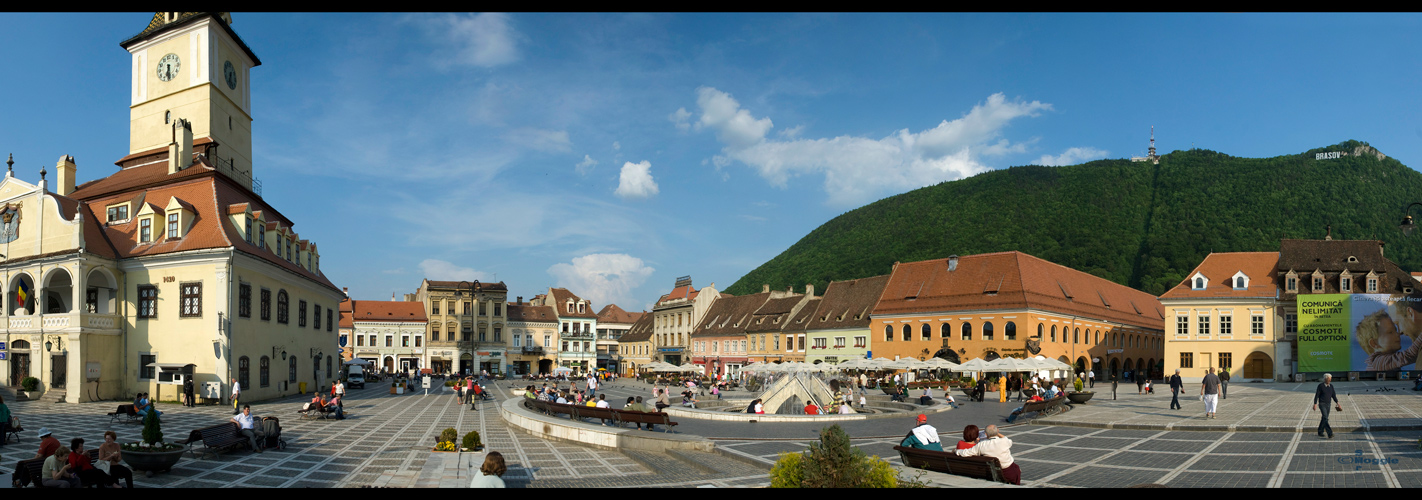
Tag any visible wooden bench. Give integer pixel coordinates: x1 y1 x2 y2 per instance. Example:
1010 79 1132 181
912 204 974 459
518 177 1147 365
613 409 678 432
107 404 141 426
571 405 618 425
17 449 100 488
190 422 250 459
297 403 338 420
6 416 23 444
894 445 1009 484
1006 393 1067 423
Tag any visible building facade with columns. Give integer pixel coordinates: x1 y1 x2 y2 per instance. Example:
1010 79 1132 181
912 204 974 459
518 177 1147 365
0 13 343 404
347 299 427 374
650 277 721 366
414 279 507 376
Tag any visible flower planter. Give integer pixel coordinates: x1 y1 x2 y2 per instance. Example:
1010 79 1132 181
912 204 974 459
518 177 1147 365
121 447 185 474
396 387 405 395
1066 391 1094 404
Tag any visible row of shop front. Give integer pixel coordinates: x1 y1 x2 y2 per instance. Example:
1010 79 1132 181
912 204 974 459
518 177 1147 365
346 347 621 377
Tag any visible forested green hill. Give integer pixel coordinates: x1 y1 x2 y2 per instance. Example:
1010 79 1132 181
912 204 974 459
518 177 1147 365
725 141 1422 297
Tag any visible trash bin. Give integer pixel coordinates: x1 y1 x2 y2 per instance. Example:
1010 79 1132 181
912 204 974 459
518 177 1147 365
299 382 307 394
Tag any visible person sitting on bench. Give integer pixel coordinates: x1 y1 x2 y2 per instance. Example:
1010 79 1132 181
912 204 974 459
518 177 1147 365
899 414 943 451
1005 394 1045 423
919 387 934 405
329 395 345 419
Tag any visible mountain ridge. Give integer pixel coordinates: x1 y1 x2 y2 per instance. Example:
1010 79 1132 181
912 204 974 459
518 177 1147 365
724 140 1421 297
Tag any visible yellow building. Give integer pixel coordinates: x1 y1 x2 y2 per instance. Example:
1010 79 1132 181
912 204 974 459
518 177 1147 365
415 280 507 376
616 313 655 377
0 13 343 404
507 298 558 376
1161 252 1282 382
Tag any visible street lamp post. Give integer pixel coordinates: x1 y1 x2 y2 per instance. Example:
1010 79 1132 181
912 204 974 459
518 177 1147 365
1400 202 1422 236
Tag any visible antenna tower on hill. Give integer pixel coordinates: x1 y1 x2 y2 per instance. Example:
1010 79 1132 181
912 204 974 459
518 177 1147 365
1148 126 1159 165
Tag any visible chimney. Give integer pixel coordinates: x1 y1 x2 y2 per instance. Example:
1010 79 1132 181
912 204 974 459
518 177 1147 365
787 285 794 293
342 287 349 297
168 118 193 174
948 255 959 272
805 284 815 298
391 293 396 301
55 155 76 196
762 284 769 293
517 296 523 305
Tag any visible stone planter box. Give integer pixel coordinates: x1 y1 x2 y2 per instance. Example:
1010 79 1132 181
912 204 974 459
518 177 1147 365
1067 392 1094 404
121 447 185 474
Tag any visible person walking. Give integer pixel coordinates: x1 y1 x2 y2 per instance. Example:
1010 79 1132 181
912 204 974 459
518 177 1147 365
1088 369 1095 389
1169 369 1184 410
1111 374 1118 401
1219 368 1230 400
1200 367 1221 419
230 377 241 415
184 376 196 407
998 376 1008 403
1313 373 1342 438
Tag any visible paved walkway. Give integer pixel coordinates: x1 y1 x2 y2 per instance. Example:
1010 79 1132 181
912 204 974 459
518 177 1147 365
1036 380 1422 432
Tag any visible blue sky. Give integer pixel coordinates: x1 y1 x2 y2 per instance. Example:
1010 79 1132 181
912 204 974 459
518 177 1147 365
3 13 1422 311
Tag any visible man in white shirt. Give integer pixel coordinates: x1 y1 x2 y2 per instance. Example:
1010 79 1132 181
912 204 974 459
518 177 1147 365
1088 370 1096 388
230 406 265 453
231 378 241 415
954 425 1019 484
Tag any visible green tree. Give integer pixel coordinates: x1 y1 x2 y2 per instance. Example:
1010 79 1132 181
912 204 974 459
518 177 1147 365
141 407 163 445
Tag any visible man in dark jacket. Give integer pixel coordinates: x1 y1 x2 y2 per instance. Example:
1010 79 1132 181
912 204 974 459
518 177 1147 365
1169 369 1184 410
1313 373 1342 438
1219 368 1230 400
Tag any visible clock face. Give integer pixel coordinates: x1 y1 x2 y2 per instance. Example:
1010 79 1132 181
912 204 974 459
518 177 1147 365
156 53 181 82
224 61 237 90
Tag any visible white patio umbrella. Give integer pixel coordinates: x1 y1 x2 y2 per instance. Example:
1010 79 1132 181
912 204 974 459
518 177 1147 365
837 358 874 370
922 357 961 371
678 363 703 373
342 359 372 366
956 358 994 372
552 366 573 374
986 357 1038 373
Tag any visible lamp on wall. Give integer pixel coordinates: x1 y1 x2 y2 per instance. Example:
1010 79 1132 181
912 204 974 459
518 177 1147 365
45 336 62 352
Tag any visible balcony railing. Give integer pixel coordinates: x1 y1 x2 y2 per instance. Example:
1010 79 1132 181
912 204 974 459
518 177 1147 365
6 312 122 331
522 346 544 355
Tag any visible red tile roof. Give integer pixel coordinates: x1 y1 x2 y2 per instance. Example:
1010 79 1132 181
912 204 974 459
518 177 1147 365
1160 252 1279 300
693 292 773 338
804 275 891 331
507 304 557 323
350 300 427 322
657 285 699 304
873 251 1164 330
596 304 643 325
618 312 656 343
549 288 598 318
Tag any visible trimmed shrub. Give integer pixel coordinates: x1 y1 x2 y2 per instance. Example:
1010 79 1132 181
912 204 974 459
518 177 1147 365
438 427 458 445
20 377 38 392
462 431 481 450
141 407 163 445
768 451 803 488
767 424 899 488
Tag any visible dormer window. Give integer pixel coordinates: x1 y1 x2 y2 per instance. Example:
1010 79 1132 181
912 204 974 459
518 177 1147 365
1286 274 1297 292
286 241 293 262
1190 272 1208 291
578 302 585 314
1369 278 1378 292
1231 271 1249 290
166 213 179 238
139 218 152 243
1348 256 1359 263
1313 276 1324 292
105 204 129 223
1341 277 1351 293
244 216 253 244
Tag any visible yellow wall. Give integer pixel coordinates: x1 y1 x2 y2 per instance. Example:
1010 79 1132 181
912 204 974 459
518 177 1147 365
1163 300 1278 381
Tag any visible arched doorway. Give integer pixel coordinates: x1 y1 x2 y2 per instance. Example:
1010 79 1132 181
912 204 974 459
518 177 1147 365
538 358 552 375
459 353 473 376
1124 358 1135 376
1137 358 1145 379
1075 357 1088 375
85 269 117 314
8 340 30 386
1109 358 1120 380
383 356 395 374
1243 352 1274 379
984 350 1001 361
1147 358 1156 379
933 348 961 364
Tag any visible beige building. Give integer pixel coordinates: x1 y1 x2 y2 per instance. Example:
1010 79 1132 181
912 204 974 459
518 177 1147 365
414 280 507 376
617 313 655 377
529 288 598 375
507 297 557 376
1161 252 1282 382
347 299 428 374
650 277 720 366
596 304 642 373
0 13 343 404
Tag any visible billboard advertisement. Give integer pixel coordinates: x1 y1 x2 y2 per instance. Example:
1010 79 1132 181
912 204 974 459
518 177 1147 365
1298 294 1422 372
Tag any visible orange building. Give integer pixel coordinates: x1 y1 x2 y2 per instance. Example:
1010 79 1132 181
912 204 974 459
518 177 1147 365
871 252 1165 379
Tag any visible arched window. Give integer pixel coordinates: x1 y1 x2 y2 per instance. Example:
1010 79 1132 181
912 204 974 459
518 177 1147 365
902 324 911 341
1005 322 1017 341
260 356 270 387
961 323 973 341
982 322 994 341
921 324 931 341
1236 277 1245 288
1095 330 1101 345
277 290 289 324
885 325 893 342
1051 325 1057 342
289 356 297 383
1074 328 1080 344
941 323 952 339
1037 324 1043 339
239 356 250 390
1195 277 1204 288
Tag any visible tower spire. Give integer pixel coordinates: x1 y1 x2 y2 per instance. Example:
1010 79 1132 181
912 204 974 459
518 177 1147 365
1148 126 1159 165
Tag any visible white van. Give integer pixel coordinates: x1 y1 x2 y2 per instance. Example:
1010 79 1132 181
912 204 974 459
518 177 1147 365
347 365 366 389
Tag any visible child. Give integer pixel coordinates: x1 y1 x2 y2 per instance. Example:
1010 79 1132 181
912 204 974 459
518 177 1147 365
1359 310 1422 371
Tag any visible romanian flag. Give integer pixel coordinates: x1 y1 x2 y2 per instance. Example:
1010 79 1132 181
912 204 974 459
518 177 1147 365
15 281 27 307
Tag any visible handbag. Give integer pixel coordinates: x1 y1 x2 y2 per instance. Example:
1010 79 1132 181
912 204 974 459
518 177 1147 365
95 460 111 474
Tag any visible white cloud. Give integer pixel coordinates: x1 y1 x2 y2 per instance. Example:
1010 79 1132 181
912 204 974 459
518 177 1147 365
419 259 491 281
439 13 520 67
687 88 1054 206
546 253 655 310
615 160 659 199
694 87 773 150
669 107 692 131
777 124 805 139
504 127 572 153
1033 147 1109 167
575 154 598 175
612 141 621 151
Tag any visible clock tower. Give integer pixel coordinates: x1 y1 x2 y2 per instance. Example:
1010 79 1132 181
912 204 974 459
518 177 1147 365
121 12 261 190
